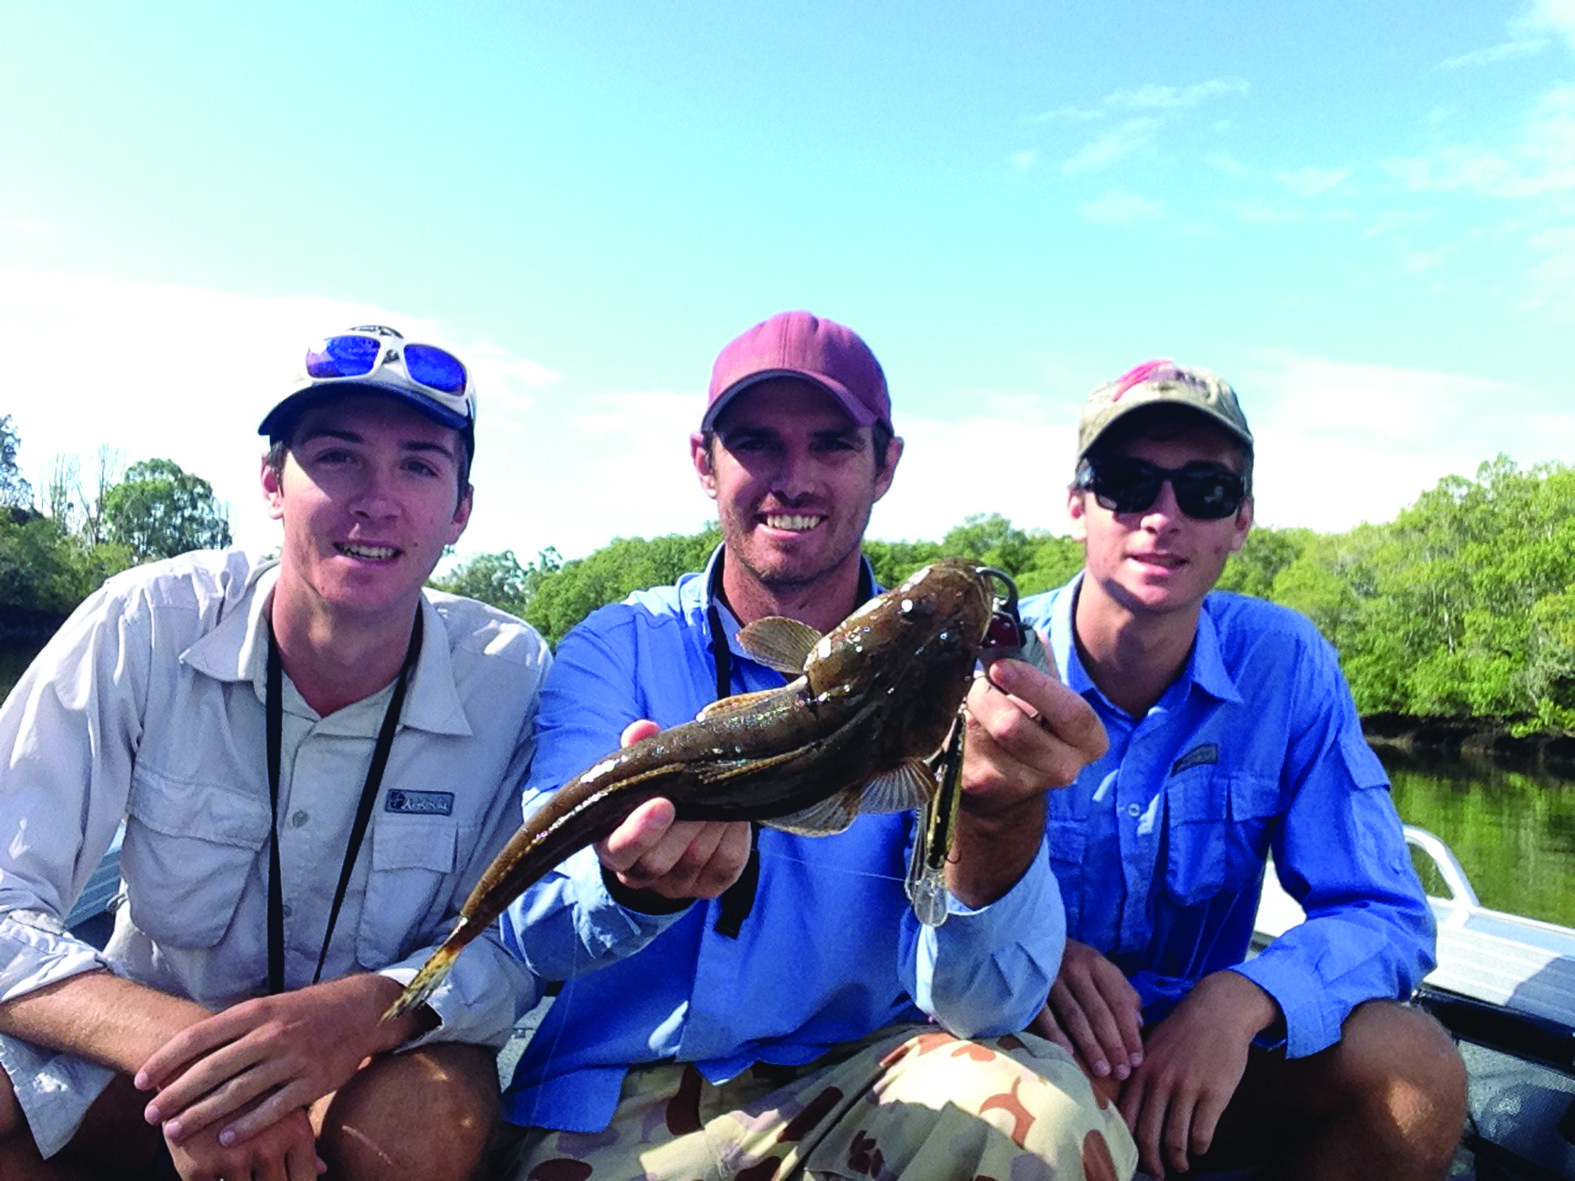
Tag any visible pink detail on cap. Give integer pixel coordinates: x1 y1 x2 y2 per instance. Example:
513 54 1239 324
1110 359 1176 402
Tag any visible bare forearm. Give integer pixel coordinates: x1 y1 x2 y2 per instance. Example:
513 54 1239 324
0 970 210 1074
946 794 1048 909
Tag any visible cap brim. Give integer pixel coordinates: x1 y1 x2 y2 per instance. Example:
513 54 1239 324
702 370 881 431
260 383 471 440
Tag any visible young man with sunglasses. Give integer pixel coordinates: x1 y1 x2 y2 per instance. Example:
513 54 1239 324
1021 361 1467 1179
493 311 1138 1179
0 326 549 1180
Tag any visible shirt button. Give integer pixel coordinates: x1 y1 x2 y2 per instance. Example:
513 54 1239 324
290 810 309 828
281 903 293 918
1125 803 1142 819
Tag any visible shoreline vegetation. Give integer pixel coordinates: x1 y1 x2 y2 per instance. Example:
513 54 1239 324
8 454 1575 759
1364 714 1575 777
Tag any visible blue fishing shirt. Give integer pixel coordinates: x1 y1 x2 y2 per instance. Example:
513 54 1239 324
498 548 1065 1133
1021 576 1435 1059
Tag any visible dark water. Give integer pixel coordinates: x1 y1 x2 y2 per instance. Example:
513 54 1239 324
1380 744 1575 930
2 645 1571 929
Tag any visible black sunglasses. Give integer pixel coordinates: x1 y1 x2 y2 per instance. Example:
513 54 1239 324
1077 457 1246 520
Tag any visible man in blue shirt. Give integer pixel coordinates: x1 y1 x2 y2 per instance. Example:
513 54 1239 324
1023 360 1467 1179
496 311 1138 1179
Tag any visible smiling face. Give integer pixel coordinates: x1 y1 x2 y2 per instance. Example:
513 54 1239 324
691 378 901 626
263 393 472 632
1069 418 1252 630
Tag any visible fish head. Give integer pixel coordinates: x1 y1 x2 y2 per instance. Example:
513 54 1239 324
804 558 995 756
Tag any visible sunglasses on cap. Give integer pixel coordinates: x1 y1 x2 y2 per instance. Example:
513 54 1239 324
304 329 473 423
1076 457 1246 520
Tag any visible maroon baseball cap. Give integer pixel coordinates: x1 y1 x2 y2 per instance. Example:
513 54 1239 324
703 311 892 431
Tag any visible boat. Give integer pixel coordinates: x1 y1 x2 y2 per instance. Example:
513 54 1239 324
1254 825 1575 1180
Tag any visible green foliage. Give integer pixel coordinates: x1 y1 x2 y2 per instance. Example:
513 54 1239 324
523 528 722 646
9 408 1575 737
0 415 33 510
101 459 231 562
431 547 562 619
0 514 133 614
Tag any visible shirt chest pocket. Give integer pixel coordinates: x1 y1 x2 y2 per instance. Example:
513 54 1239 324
123 766 271 949
354 816 459 969
1163 770 1280 908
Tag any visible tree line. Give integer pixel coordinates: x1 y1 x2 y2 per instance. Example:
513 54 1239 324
5 410 1572 734
0 415 230 628
434 455 1575 736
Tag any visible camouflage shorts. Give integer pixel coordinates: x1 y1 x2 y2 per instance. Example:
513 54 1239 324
498 1022 1136 1180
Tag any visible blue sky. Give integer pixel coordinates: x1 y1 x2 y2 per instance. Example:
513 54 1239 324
4 1 1574 566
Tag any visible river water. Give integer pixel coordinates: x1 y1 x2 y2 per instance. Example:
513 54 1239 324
3 646 1571 929
1379 743 1575 929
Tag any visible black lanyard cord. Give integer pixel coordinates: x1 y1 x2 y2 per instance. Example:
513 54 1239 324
265 609 424 994
702 557 875 938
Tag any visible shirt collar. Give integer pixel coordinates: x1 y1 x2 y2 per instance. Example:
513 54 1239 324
1048 572 1243 710
180 561 472 736
694 543 880 661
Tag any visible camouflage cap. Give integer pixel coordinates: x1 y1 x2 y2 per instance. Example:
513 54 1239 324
1077 359 1253 462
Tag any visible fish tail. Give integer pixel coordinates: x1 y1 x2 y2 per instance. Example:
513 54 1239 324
380 923 467 1024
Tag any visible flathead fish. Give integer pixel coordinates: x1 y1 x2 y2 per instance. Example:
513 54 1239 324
384 558 997 1022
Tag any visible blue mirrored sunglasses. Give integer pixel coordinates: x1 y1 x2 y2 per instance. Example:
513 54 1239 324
304 334 470 402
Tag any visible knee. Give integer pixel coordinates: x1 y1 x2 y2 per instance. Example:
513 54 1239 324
1340 1003 1467 1147
319 1044 500 1181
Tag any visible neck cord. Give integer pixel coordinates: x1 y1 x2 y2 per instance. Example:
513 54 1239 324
265 609 424 994
703 554 875 938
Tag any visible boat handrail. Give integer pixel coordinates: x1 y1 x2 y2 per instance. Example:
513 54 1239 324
1403 824 1481 922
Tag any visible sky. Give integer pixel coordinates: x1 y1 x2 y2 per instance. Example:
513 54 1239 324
4 1 1575 570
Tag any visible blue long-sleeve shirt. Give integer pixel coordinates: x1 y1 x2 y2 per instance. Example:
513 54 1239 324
499 549 1065 1133
1021 576 1435 1059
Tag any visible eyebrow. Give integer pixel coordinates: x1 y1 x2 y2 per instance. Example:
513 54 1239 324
298 427 459 465
721 425 865 445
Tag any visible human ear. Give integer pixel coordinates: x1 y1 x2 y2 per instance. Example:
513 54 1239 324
260 457 286 521
691 432 718 498
1066 486 1089 543
871 435 904 503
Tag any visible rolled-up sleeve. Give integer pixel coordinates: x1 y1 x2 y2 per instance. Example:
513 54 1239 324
1235 650 1435 1058
1 585 145 1001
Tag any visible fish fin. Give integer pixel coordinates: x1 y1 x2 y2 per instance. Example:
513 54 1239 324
696 687 787 721
857 758 939 814
764 787 863 836
736 616 822 674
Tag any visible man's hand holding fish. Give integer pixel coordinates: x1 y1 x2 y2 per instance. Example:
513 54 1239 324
593 720 755 905
948 651 1109 908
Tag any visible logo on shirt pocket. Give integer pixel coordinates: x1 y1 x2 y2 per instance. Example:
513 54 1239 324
1170 743 1219 776
385 790 455 816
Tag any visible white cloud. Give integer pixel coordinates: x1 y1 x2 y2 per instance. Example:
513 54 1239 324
1235 197 1304 225
1208 152 1253 179
1009 149 1039 173
0 269 566 564
1235 350 1575 530
1104 78 1249 110
1062 118 1158 174
1518 0 1575 49
1276 166 1353 197
1079 189 1164 225
9 273 1573 574
1438 39 1548 69
1401 247 1450 273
